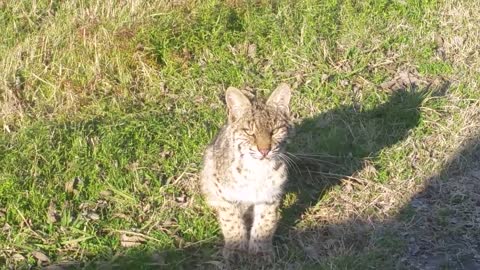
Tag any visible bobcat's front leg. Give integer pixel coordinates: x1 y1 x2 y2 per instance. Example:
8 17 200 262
216 202 249 259
249 202 279 256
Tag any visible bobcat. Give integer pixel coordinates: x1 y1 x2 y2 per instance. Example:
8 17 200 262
200 84 292 261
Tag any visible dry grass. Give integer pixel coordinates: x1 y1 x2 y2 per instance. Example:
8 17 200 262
0 0 193 127
438 1 480 82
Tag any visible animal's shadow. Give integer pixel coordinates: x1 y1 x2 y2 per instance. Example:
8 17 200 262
279 87 432 233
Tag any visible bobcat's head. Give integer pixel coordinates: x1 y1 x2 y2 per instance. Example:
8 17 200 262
225 84 292 160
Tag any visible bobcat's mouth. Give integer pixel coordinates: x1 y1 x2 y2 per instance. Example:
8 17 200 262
252 151 279 161
249 151 267 160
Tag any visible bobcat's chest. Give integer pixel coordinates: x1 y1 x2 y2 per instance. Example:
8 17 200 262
221 155 287 204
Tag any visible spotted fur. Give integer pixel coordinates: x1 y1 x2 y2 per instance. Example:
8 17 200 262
200 83 292 261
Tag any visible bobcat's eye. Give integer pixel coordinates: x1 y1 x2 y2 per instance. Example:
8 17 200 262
272 127 285 136
242 128 255 137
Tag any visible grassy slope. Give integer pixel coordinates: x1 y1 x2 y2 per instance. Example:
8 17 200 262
1 0 479 269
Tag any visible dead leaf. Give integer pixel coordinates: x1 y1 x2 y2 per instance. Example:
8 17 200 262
321 73 330 83
65 177 81 194
182 47 192 61
11 253 25 262
2 124 10 133
142 203 151 213
292 72 305 89
86 212 100 221
47 201 60 223
380 70 428 91
126 162 139 172
32 251 50 263
160 150 171 159
112 213 129 219
434 35 446 60
96 199 108 209
261 59 273 72
162 218 176 227
78 202 94 211
136 43 145 51
175 192 188 204
120 233 145 247
247 43 256 59
2 223 11 231
340 79 349 87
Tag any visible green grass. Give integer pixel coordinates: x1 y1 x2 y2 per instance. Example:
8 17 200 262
1 0 479 269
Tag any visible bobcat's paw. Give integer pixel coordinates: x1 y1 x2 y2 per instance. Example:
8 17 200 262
222 244 248 264
248 240 274 264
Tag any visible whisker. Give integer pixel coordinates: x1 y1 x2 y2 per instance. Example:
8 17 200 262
284 152 305 170
286 152 343 168
302 171 370 185
279 153 301 174
284 152 301 160
288 152 343 159
296 156 342 168
278 155 295 173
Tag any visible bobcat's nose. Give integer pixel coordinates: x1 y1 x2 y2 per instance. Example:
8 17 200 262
258 147 270 157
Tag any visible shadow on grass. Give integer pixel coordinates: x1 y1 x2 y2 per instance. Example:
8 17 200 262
283 82 480 269
289 127 480 269
281 87 429 231
390 133 480 269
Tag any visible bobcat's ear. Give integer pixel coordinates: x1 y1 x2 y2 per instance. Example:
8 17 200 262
267 83 291 112
225 87 251 122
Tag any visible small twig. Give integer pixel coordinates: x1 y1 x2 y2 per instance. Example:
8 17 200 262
13 206 47 242
107 229 163 244
170 167 189 185
61 236 95 245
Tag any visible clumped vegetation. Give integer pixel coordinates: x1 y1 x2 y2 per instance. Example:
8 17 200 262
1 0 479 269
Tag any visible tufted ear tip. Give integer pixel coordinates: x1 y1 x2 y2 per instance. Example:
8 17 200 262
277 83 291 92
225 86 240 96
267 83 291 110
225 86 251 121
